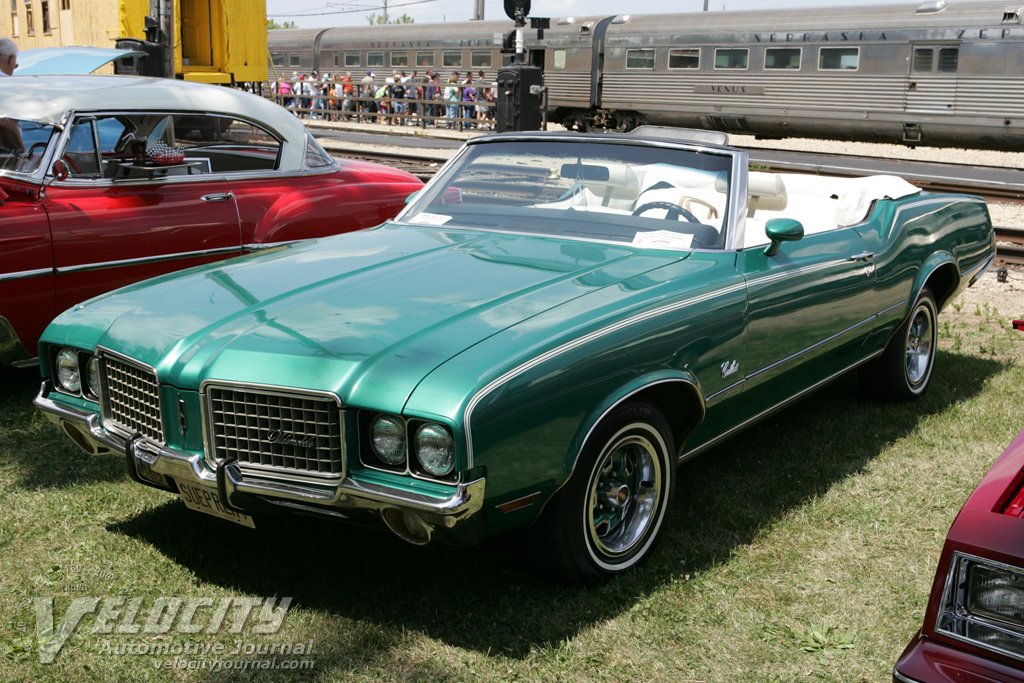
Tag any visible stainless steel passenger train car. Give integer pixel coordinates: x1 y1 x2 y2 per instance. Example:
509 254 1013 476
269 1 1024 150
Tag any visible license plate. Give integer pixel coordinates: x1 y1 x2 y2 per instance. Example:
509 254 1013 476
175 479 255 528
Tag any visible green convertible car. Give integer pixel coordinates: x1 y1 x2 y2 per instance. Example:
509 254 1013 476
34 128 995 583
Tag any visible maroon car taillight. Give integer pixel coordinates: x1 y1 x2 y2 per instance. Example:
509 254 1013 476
1006 488 1024 517
999 470 1024 517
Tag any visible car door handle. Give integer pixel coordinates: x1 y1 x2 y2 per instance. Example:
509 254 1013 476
201 192 234 202
849 251 875 262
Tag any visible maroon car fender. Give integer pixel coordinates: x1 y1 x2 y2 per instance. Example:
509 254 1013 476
239 170 421 245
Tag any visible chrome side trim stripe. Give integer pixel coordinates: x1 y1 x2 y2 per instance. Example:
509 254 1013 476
0 267 52 282
705 378 744 403
55 246 244 275
742 259 845 289
965 253 994 286
243 239 302 251
879 299 909 317
744 313 877 382
463 281 748 467
679 349 884 462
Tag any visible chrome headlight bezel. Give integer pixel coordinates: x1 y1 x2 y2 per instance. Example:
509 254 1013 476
53 347 84 395
936 551 1024 663
84 355 102 402
359 411 460 483
414 423 455 478
51 347 102 402
370 414 407 467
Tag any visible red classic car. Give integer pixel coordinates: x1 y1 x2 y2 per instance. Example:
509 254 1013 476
0 75 423 367
894 427 1024 683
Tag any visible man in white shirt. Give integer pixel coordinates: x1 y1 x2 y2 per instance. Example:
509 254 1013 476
0 38 22 156
0 37 17 76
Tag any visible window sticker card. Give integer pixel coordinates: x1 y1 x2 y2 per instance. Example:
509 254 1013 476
632 230 694 250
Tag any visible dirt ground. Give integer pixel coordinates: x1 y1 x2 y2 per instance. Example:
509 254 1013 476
939 262 1024 364
955 263 1023 317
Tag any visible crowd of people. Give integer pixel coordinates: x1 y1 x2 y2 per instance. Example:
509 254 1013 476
270 69 498 130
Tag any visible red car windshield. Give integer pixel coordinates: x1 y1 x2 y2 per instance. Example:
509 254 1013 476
0 118 58 174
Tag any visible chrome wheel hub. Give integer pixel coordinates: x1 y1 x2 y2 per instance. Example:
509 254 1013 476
905 306 933 385
588 434 662 558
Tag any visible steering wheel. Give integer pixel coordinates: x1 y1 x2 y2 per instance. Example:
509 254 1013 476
681 196 719 220
26 142 48 159
632 200 700 223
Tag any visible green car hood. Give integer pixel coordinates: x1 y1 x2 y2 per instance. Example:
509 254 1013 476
46 224 684 408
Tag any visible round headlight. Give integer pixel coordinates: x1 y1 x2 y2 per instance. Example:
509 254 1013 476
85 356 101 400
371 415 407 466
55 348 81 393
414 423 455 477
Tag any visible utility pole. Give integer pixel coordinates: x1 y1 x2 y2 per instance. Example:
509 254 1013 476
473 0 484 20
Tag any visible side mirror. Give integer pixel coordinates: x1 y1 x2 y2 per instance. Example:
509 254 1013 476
51 159 69 182
763 218 804 257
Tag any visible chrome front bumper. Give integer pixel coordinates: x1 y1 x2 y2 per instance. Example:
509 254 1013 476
34 382 487 545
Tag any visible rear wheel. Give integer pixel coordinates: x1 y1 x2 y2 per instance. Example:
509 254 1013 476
539 401 675 584
861 288 937 401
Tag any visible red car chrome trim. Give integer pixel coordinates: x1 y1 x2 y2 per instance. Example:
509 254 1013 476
54 246 245 275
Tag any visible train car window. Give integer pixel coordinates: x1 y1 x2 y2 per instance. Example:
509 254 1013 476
938 47 959 72
288 53 300 67
765 47 801 70
626 49 655 69
502 54 515 67
818 47 859 71
913 48 933 72
553 50 566 69
391 52 409 68
271 52 284 67
443 51 463 68
368 52 384 67
417 52 435 67
345 52 360 67
471 51 492 68
668 49 699 69
714 48 748 70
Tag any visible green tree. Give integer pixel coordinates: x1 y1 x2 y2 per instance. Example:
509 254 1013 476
366 12 414 24
267 19 299 30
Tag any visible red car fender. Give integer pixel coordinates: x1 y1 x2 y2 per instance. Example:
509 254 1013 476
239 170 421 246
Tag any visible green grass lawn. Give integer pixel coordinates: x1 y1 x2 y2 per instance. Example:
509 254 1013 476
1 292 1022 682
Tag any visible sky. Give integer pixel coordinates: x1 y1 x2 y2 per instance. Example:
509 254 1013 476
265 0 990 28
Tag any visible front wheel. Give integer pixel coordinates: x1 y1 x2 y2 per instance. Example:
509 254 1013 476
861 288 938 401
539 401 675 584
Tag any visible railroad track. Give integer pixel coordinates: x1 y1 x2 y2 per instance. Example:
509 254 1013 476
999 227 1024 266
335 148 1024 265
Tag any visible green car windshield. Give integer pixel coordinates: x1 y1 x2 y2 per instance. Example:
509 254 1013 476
401 140 734 250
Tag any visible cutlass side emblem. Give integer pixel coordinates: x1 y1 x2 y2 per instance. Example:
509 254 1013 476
721 360 740 378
